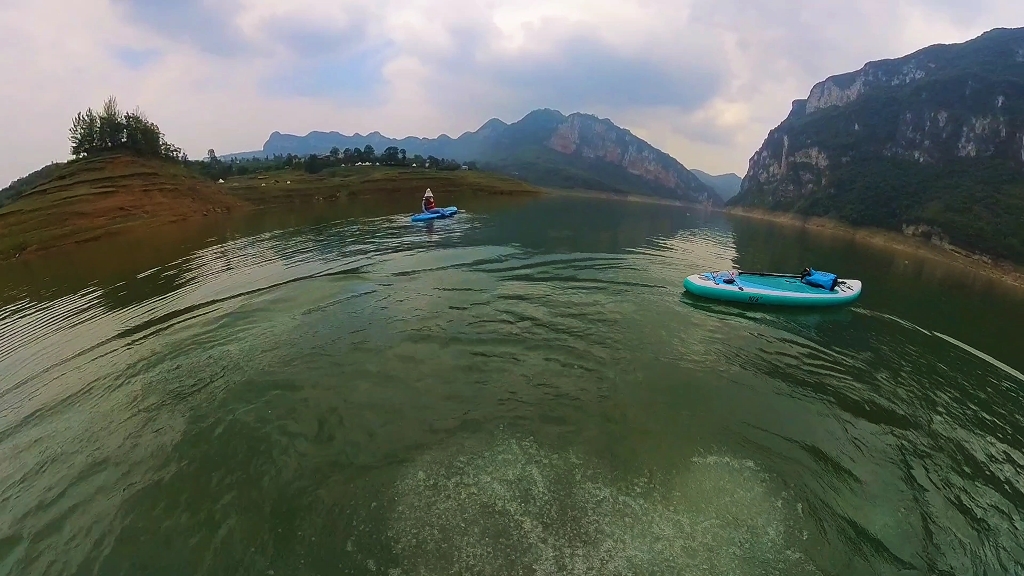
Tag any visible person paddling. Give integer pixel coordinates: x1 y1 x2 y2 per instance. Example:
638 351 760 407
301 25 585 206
422 188 437 213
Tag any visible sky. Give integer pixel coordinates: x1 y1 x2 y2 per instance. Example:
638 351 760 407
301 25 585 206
1 0 1023 186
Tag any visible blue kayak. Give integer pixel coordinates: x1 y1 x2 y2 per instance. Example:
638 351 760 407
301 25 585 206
684 270 862 307
411 206 459 222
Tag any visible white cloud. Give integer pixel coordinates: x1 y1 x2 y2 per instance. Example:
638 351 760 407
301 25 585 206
2 0 1023 186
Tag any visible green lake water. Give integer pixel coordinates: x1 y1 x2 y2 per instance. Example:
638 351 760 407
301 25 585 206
1 193 1023 575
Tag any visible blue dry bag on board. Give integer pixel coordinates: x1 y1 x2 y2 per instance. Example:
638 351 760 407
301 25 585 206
801 268 838 291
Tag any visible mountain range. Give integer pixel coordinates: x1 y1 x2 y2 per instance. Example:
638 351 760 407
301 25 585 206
730 27 1024 263
690 170 742 201
227 109 723 206
222 27 1024 264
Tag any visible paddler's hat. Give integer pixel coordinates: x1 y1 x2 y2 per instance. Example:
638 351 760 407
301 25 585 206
424 188 434 198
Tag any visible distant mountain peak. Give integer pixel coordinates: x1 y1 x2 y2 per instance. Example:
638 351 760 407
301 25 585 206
476 118 509 134
691 169 742 201
240 108 720 205
521 108 567 123
481 118 508 129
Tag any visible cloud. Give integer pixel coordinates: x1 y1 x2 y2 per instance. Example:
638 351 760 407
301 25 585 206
254 12 394 101
389 12 729 138
114 0 250 56
2 0 1024 187
112 46 163 70
260 13 372 57
454 29 724 111
262 50 391 102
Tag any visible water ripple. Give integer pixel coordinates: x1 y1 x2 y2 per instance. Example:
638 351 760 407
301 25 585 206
1 201 1023 574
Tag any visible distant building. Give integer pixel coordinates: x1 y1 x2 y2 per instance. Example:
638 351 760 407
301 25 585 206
461 165 468 170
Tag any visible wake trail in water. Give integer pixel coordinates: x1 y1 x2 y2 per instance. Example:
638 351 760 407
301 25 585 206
389 433 820 576
686 304 1024 573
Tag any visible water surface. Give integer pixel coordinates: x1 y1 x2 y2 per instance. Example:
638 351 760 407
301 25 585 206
2 194 1024 575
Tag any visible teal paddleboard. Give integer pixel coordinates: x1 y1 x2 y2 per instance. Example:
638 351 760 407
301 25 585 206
684 271 862 307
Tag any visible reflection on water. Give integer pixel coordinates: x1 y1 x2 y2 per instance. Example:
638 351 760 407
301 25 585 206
1 193 1024 575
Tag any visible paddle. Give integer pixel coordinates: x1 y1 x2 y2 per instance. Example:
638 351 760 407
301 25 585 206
737 270 804 278
741 268 849 292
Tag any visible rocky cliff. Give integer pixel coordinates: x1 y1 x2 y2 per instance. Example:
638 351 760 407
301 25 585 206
254 120 506 163
230 109 720 205
730 27 1024 262
485 109 719 204
550 113 716 201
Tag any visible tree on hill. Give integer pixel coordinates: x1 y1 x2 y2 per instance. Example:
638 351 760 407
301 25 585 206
304 154 324 174
69 96 185 162
330 146 341 159
98 97 124 149
381 146 401 165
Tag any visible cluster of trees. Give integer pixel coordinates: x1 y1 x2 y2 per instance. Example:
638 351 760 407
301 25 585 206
62 95 479 182
328 144 406 166
68 96 185 161
195 145 476 180
304 145 473 174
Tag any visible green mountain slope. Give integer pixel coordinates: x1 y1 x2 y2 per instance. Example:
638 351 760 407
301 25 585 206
729 27 1024 262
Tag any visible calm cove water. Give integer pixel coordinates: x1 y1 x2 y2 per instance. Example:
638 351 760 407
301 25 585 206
2 193 1024 575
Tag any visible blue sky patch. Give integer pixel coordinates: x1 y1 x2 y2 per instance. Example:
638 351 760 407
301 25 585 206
114 46 163 70
261 46 392 104
119 0 250 56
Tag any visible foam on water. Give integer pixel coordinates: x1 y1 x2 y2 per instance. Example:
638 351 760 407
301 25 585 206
388 434 820 575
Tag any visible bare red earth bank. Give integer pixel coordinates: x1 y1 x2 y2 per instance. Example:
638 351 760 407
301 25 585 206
0 155 248 260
